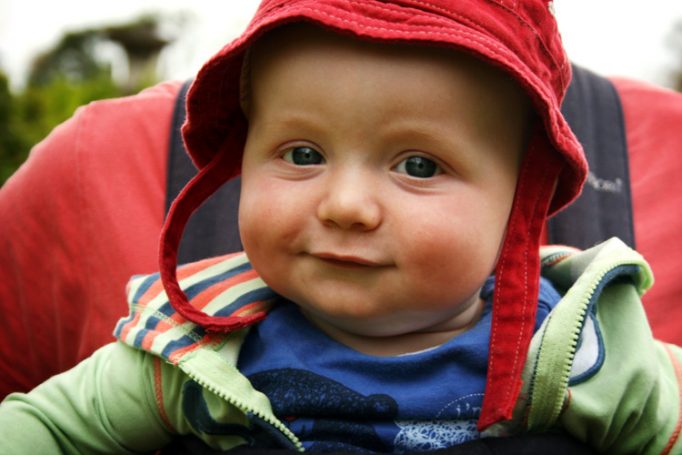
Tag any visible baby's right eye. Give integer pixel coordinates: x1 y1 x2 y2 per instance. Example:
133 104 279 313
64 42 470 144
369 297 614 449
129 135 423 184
282 146 325 166
394 155 441 178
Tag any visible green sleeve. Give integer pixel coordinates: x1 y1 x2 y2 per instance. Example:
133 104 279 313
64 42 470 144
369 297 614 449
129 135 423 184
0 342 175 454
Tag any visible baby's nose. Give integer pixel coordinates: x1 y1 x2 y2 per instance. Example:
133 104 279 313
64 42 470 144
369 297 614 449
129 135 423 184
316 170 382 231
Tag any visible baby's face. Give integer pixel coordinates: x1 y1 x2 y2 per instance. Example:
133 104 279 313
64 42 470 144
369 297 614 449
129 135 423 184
239 26 528 354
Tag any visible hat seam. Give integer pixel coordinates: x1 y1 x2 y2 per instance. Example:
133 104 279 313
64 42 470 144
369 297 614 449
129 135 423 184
484 0 567 88
491 0 517 9
362 0 499 38
303 4 515 60
249 0 520 66
405 0 565 83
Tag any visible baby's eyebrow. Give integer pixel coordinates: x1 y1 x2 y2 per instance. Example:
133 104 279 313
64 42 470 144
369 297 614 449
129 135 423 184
380 120 478 158
261 108 325 128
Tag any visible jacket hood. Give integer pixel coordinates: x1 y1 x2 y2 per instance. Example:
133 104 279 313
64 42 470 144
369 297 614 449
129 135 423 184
159 0 588 430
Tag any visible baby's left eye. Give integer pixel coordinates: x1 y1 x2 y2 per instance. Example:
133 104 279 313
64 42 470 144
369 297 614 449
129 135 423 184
282 146 325 166
394 156 441 178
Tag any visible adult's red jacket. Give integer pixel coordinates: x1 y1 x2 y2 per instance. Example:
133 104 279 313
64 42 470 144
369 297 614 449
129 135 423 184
1 78 680 399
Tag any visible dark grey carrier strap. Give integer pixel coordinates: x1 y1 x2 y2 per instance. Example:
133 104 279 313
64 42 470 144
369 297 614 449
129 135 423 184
165 79 243 264
548 65 635 249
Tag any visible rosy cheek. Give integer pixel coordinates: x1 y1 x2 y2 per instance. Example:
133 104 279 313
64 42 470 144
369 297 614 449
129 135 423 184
240 184 301 252
239 188 272 248
401 216 491 287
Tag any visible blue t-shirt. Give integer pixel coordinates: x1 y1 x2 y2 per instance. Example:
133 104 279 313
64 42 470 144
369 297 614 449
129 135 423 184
237 276 561 452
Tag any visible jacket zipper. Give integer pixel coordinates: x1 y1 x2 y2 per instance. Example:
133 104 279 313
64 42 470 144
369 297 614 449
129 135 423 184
181 367 305 452
528 260 643 429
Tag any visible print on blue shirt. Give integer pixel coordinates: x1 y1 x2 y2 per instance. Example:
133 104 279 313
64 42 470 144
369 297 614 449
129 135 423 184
250 369 398 452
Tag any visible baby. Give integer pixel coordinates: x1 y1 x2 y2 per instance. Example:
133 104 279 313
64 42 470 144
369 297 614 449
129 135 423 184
0 1 680 453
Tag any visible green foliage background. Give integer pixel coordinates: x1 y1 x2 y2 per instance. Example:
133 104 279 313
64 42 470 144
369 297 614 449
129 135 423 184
0 15 168 186
0 71 124 184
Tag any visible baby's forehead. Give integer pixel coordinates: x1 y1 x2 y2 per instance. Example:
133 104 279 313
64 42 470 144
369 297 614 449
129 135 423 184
246 23 528 116
251 23 512 83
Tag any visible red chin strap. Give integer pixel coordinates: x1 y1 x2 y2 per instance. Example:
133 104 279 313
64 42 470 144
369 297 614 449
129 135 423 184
159 152 267 332
477 130 564 430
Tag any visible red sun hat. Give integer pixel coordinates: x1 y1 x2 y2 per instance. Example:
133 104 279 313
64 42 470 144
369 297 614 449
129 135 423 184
159 0 588 430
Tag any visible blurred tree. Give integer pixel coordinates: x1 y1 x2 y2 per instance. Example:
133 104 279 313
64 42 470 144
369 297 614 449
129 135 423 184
0 71 32 184
104 15 170 91
1 13 179 186
28 29 107 87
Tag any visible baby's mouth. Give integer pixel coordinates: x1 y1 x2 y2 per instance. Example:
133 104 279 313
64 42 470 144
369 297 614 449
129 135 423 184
311 252 384 268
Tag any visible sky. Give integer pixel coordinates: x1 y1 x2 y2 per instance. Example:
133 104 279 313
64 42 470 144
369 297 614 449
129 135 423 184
1 0 681 91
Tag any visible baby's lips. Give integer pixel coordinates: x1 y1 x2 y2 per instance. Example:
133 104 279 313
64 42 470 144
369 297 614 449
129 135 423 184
310 251 387 267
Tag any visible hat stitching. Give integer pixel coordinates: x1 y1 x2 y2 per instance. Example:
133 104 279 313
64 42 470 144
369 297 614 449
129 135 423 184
391 0 564 83
489 0 517 9
482 0 567 89
250 0 518 61
367 0 492 34
296 7 519 67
